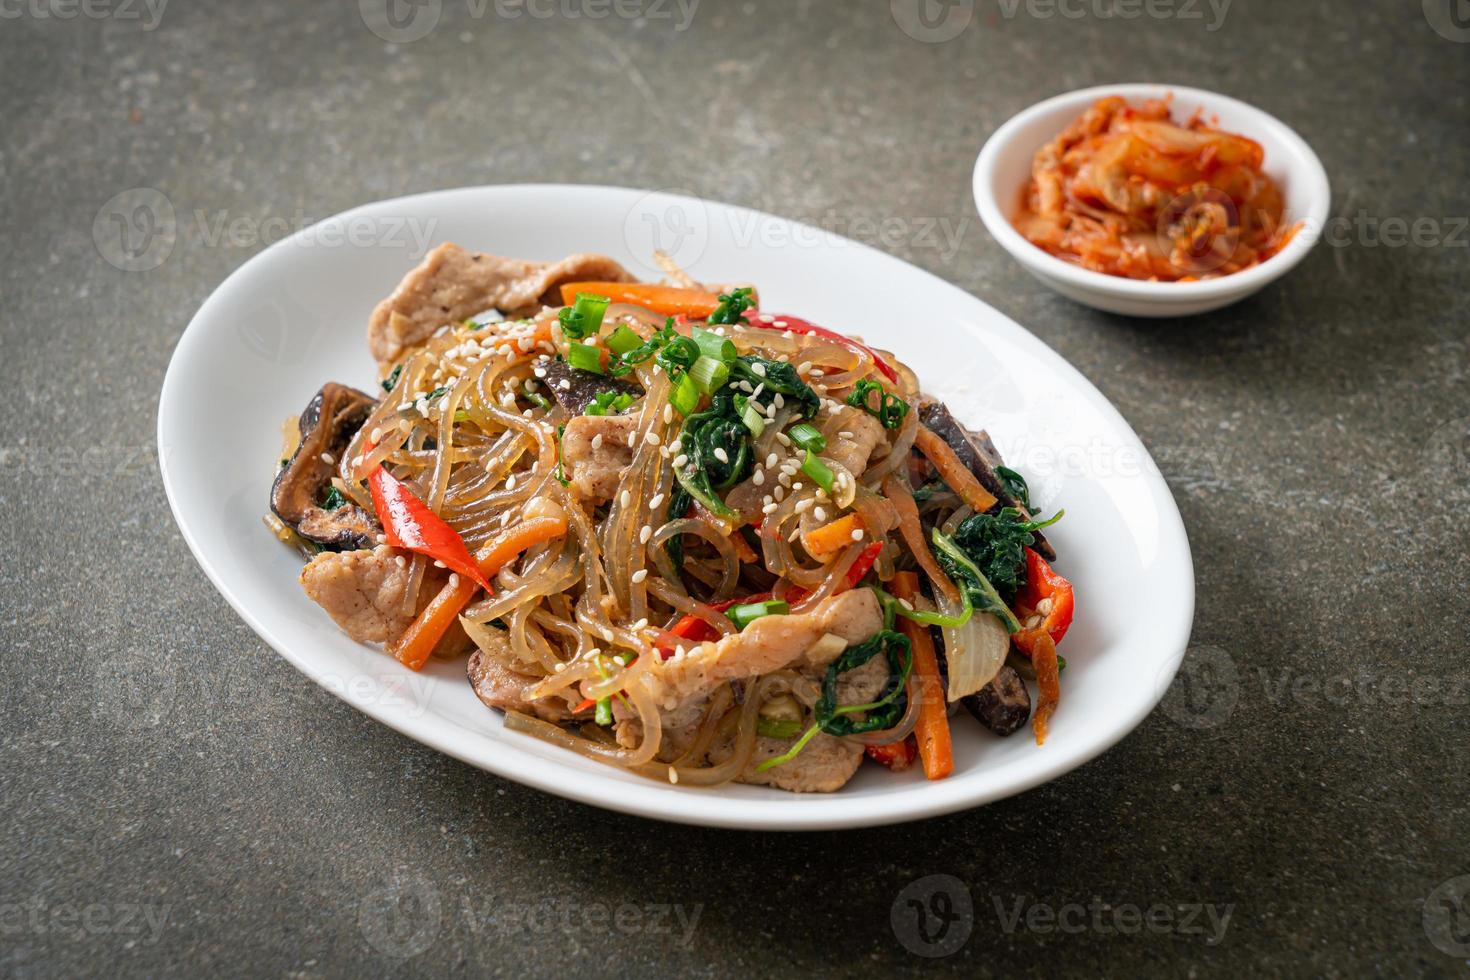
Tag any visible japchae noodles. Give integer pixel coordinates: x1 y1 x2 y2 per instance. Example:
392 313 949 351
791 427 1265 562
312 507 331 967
267 245 1076 793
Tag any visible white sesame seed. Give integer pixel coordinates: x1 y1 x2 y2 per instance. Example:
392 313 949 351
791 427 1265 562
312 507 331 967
792 482 804 491
794 498 813 514
319 452 335 465
645 430 661 446
762 502 779 514
765 453 778 468
773 320 788 328
395 556 407 568
592 434 604 450
631 568 648 583
448 573 460 587
533 367 547 378
668 768 679 784
620 490 631 508
852 528 865 541
775 432 792 447
626 431 636 448
753 470 765 486
663 405 673 424
554 662 566 672
774 486 786 501
506 473 517 491
673 454 689 468
639 525 652 543
433 560 446 569
813 506 827 521
649 492 665 510
630 618 649 630
774 393 785 408
557 380 571 390
796 361 812 375
370 427 383 442
751 362 767 378
899 598 914 612
668 439 683 454
713 447 729 464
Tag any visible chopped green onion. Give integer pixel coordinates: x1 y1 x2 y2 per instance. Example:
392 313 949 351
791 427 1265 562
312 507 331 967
755 716 804 739
800 450 835 495
670 372 701 417
691 326 737 363
736 396 765 437
558 292 610 340
566 342 605 375
594 697 612 726
787 422 827 453
526 390 553 411
846 379 909 429
584 390 636 416
689 355 730 394
726 599 789 630
606 323 643 356
706 286 756 326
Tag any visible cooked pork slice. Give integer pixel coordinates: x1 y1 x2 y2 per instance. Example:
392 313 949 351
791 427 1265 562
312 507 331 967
561 412 639 505
732 732 862 793
299 546 470 652
368 244 635 364
467 644 575 724
648 589 884 706
819 405 887 477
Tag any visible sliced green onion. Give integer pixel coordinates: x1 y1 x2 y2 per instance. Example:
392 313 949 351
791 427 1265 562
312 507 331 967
691 326 737 363
566 343 605 375
736 396 765 437
874 585 974 629
526 390 553 411
595 697 612 726
689 355 730 394
606 323 643 356
726 599 789 631
558 292 610 340
670 372 701 417
800 450 835 495
755 716 804 739
787 422 827 453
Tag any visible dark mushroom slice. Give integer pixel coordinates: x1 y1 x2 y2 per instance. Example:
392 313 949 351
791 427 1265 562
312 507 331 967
917 399 1055 560
962 665 1032 736
271 382 382 551
542 358 643 416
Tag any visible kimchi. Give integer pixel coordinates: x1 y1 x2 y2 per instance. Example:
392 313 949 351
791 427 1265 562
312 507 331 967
1013 96 1298 281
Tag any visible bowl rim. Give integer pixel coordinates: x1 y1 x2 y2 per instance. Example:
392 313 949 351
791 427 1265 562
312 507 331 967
974 81 1332 301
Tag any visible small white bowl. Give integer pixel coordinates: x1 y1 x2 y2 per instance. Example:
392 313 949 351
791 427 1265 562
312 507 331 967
974 83 1331 317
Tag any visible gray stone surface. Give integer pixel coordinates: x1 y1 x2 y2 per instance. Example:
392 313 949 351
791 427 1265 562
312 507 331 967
3 0 1468 976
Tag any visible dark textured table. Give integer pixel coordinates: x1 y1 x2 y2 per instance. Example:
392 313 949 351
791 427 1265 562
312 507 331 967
4 1 1468 976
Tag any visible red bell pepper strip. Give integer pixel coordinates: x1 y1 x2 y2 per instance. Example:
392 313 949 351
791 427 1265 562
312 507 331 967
865 738 917 771
745 314 898 383
1012 546 1074 656
368 465 494 593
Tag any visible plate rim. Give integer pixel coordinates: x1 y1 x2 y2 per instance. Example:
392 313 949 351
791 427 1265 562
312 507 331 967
158 182 1195 830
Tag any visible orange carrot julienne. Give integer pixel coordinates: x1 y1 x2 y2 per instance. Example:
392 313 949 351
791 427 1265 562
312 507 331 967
891 572 953 780
881 474 958 603
558 282 722 318
914 425 999 515
801 513 864 558
390 516 568 671
1027 628 1062 746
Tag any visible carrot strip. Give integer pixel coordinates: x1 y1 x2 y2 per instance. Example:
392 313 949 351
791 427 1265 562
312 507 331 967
558 282 721 318
891 572 953 780
914 424 999 515
801 513 864 558
391 576 478 671
390 516 568 671
1027 629 1062 746
881 474 958 603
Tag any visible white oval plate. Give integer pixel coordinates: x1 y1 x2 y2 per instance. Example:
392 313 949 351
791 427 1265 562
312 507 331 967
159 185 1194 830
